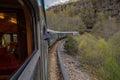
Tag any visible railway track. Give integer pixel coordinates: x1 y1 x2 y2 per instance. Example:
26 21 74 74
48 41 61 80
57 40 90 80
48 40 90 80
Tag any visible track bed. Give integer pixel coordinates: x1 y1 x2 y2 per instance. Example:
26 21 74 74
48 40 90 80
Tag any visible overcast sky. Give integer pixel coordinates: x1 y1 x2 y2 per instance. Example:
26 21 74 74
44 0 58 8
44 0 69 8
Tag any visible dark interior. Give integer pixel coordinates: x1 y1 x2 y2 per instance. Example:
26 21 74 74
0 0 32 80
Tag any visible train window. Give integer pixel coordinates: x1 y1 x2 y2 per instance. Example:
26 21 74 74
0 13 17 33
0 0 40 79
0 10 28 79
4 34 11 43
13 34 17 42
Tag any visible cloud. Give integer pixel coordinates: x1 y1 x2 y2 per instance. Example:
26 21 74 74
50 1 61 6
60 0 69 3
50 0 69 6
44 0 70 9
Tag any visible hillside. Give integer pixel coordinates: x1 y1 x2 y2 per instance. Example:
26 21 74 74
46 0 120 32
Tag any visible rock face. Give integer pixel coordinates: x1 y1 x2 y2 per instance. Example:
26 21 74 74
47 0 92 14
93 0 120 21
47 0 120 29
48 0 120 17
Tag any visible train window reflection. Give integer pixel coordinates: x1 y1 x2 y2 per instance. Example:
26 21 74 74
4 34 11 43
13 34 17 42
0 0 36 79
0 12 22 79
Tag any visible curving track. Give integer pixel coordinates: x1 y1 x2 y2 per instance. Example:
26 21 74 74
49 40 90 80
57 40 90 80
48 41 61 80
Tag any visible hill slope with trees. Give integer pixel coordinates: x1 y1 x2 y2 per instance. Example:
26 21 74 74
46 0 120 34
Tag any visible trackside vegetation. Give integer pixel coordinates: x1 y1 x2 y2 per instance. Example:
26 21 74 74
64 36 78 55
64 33 120 80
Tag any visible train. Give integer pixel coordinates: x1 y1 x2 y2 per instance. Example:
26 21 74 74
0 0 48 80
47 29 79 47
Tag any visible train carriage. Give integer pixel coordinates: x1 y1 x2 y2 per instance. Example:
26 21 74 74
47 29 79 47
0 0 48 80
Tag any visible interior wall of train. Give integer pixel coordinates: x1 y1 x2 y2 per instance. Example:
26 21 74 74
0 0 47 80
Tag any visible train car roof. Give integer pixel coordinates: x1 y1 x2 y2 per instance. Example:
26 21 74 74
47 29 79 34
47 29 60 33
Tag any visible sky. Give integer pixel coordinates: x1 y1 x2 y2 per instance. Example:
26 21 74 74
44 0 69 9
44 0 56 8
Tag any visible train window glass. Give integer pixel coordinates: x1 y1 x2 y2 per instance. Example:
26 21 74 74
0 0 36 79
0 13 17 33
0 13 5 19
4 34 11 43
37 0 41 6
13 34 17 42
36 0 44 20
0 12 19 79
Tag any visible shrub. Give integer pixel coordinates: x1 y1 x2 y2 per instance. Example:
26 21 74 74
75 34 120 80
109 31 120 55
64 33 120 80
92 17 119 40
105 59 120 80
64 36 78 55
106 31 120 80
78 37 107 67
